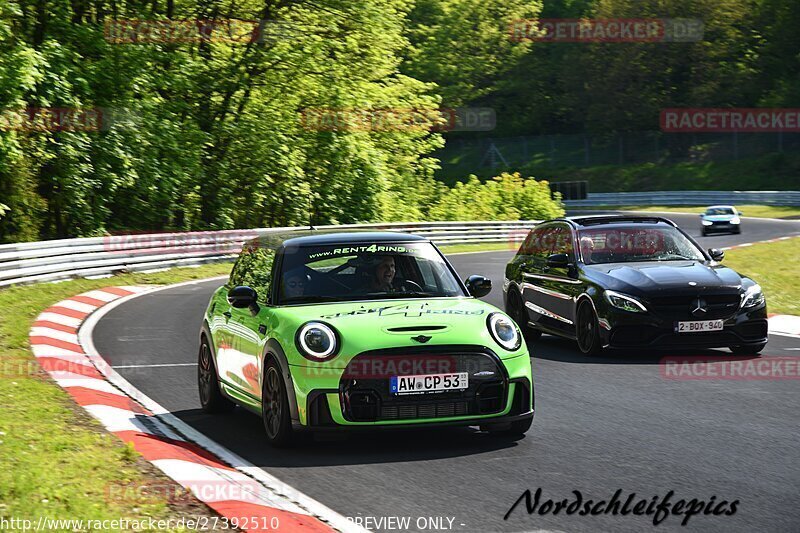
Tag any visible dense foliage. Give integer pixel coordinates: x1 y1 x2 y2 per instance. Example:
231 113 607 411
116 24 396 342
405 0 800 138
2 0 797 242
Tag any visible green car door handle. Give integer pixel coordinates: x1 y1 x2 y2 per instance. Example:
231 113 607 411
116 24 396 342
223 311 232 319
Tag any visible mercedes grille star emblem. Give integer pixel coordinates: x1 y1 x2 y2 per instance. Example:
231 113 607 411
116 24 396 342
690 298 708 318
411 335 432 343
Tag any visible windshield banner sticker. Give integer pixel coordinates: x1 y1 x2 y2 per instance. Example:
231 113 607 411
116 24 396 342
321 303 485 319
308 244 411 260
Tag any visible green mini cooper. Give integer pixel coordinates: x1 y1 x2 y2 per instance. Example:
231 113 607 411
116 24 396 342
199 231 534 446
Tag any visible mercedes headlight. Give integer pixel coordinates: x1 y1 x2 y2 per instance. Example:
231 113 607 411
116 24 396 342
741 284 765 309
296 322 338 361
487 313 521 351
604 290 647 313
702 220 713 226
730 217 741 224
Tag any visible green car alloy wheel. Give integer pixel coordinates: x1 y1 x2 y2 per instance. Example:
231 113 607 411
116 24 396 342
199 231 534 446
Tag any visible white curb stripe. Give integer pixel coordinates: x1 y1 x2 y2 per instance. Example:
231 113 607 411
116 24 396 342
28 352 94 368
30 327 80 344
150 459 311 514
83 404 157 434
53 377 126 395
81 289 123 302
55 299 99 314
36 312 83 328
47 369 101 381
113 362 197 369
30 345 85 358
769 315 800 337
123 286 155 293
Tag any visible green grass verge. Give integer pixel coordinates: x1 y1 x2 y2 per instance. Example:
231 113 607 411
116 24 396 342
568 205 800 219
0 263 233 528
437 153 800 192
723 237 800 316
439 242 514 254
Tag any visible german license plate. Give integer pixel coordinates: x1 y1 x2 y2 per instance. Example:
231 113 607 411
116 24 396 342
675 320 724 333
390 373 468 395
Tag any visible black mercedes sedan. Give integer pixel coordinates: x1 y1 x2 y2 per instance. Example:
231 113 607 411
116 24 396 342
504 215 768 355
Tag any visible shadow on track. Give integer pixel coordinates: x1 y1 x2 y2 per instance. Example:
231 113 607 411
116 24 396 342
527 335 763 364
171 407 527 468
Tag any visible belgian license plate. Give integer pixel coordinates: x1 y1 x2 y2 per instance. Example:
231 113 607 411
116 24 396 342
390 373 468 395
675 320 724 333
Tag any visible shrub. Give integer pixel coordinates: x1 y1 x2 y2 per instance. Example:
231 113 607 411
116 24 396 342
427 172 564 221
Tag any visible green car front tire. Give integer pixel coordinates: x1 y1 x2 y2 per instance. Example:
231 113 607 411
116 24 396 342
262 359 294 447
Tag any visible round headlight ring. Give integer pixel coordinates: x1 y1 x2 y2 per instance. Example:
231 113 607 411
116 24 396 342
488 313 521 351
296 322 339 361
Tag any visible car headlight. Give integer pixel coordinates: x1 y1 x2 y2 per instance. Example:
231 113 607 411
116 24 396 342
604 290 647 313
741 284 765 308
296 322 338 361
487 313 521 351
730 217 741 224
702 220 713 226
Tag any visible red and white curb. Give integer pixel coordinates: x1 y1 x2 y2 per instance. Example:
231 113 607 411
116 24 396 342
29 285 366 533
721 234 799 251
768 314 800 338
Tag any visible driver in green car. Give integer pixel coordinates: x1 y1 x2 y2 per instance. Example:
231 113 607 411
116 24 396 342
367 255 396 292
359 254 421 294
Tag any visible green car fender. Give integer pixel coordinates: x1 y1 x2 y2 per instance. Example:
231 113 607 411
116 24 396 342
261 337 301 423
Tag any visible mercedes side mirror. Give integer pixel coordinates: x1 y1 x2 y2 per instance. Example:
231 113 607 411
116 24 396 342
546 253 570 268
227 285 259 313
465 275 492 298
708 248 724 261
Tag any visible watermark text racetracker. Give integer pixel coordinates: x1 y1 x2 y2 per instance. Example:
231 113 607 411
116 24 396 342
661 108 800 132
660 356 800 380
504 488 739 527
510 18 704 43
299 107 495 132
0 107 145 133
104 18 304 44
102 229 259 255
0 107 106 133
0 516 240 531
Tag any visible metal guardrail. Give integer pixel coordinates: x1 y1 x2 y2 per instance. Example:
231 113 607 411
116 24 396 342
0 221 539 288
564 190 800 207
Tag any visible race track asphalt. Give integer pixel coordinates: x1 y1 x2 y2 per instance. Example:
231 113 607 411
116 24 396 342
93 214 800 533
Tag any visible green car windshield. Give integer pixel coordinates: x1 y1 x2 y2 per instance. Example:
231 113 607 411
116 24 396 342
278 242 467 304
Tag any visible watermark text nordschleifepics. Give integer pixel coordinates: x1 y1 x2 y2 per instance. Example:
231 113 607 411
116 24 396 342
504 488 738 526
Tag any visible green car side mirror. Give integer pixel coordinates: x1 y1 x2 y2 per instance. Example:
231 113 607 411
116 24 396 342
227 285 260 315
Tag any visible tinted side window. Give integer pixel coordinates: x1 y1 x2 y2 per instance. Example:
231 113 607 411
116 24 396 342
519 224 559 259
229 245 275 303
551 226 575 260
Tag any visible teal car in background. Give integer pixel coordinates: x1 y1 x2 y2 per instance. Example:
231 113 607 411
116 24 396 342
701 205 742 235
